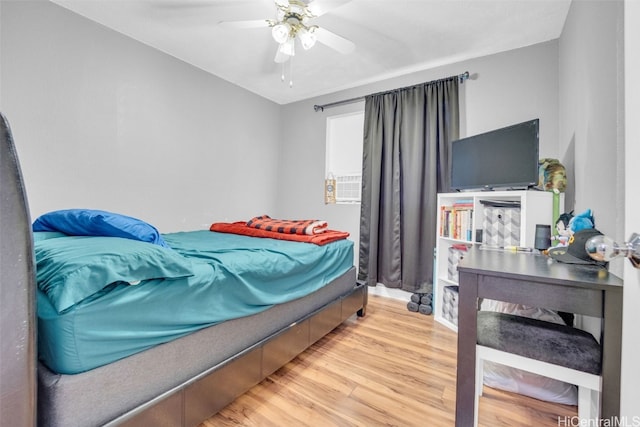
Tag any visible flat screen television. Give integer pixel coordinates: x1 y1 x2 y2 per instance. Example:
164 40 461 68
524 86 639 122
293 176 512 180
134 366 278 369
450 118 539 191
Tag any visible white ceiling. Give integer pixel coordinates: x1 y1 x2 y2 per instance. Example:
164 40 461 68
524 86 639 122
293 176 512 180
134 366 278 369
49 0 572 105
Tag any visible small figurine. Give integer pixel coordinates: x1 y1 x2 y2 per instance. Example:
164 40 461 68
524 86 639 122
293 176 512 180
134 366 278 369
537 158 567 192
552 211 573 247
568 208 594 233
551 209 595 247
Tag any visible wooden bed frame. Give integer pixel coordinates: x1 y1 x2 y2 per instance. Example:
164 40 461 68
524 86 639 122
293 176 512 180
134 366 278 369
0 112 367 427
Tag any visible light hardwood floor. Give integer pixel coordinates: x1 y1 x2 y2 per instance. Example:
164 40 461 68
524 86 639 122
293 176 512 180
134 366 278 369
201 295 577 426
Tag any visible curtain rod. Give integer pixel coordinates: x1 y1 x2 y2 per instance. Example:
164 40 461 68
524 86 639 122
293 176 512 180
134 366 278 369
313 71 470 112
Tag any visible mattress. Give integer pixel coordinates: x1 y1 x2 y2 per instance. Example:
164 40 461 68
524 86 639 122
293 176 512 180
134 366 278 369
38 267 359 427
36 230 353 375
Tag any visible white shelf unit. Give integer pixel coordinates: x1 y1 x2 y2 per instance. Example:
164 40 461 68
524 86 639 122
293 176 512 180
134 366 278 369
434 190 563 331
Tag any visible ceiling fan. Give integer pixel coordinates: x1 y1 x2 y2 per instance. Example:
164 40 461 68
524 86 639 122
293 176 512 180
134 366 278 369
219 0 355 65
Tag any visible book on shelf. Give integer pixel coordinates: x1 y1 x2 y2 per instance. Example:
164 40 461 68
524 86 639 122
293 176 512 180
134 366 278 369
440 203 474 241
453 199 473 208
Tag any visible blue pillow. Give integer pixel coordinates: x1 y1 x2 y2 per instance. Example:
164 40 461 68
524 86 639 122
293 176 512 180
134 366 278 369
32 209 169 247
35 236 194 313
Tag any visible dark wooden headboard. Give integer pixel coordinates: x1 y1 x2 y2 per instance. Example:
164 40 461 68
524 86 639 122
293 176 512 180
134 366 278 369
0 113 37 426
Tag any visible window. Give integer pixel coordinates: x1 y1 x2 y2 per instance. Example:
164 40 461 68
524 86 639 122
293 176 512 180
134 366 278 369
325 111 364 204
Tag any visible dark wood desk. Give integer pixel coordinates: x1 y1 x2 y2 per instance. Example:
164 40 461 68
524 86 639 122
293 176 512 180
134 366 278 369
455 248 623 426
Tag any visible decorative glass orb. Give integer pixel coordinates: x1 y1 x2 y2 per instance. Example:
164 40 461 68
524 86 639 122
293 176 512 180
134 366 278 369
585 234 619 262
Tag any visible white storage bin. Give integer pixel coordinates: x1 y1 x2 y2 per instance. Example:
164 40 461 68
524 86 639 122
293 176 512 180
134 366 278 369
447 246 466 282
482 206 521 247
443 285 459 326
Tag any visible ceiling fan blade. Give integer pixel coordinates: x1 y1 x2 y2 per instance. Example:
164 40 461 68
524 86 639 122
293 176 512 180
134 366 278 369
306 0 352 17
315 27 355 54
218 19 270 29
153 0 255 10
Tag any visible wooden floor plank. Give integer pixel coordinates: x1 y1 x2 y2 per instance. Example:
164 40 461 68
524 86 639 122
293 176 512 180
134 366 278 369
202 295 577 426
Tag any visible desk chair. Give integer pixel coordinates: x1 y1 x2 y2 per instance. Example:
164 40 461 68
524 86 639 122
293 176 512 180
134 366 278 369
474 311 601 426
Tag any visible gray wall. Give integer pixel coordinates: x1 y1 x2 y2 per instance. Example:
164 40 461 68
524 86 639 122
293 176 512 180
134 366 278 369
558 0 625 275
0 0 282 232
275 41 560 258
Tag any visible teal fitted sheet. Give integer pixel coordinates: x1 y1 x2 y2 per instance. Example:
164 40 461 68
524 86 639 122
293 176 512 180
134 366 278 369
37 230 353 374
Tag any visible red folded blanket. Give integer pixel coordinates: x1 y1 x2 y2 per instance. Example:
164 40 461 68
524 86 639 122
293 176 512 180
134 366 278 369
210 222 349 246
246 215 328 235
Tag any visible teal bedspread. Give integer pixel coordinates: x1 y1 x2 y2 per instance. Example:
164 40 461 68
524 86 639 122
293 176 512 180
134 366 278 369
36 230 353 374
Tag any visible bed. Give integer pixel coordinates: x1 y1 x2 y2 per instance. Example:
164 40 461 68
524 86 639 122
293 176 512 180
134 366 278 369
0 113 367 427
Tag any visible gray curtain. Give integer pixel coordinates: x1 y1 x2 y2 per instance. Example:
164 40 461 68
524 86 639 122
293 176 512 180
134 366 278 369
358 76 460 292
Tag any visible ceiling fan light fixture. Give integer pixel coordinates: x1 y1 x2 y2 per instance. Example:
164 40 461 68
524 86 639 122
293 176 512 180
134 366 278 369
298 27 317 50
278 38 295 57
272 23 291 44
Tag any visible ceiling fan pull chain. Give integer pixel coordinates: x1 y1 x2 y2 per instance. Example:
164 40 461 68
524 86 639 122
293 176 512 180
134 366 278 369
281 62 285 83
289 58 294 88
